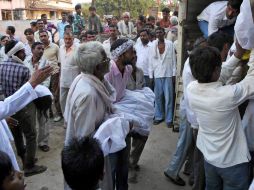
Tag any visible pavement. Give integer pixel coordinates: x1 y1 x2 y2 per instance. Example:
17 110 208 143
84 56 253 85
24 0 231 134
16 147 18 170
24 120 192 190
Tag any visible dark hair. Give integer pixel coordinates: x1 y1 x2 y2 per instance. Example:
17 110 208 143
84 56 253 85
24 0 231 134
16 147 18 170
5 40 17 54
7 26 15 34
68 14 74 22
0 35 8 41
228 0 243 11
33 95 52 120
30 21 37 27
149 30 156 38
75 3 81 10
173 10 178 16
41 14 47 18
89 6 96 11
162 7 170 13
0 151 13 189
110 38 128 52
139 28 150 36
61 137 104 190
24 28 34 35
193 36 207 49
138 15 146 23
189 46 222 83
155 26 165 34
64 25 72 31
207 31 233 52
38 30 48 36
108 24 118 29
31 42 43 50
148 15 155 21
85 30 98 36
61 12 67 15
36 19 44 24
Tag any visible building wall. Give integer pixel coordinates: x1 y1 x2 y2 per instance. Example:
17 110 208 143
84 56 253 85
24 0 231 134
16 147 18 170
0 20 59 42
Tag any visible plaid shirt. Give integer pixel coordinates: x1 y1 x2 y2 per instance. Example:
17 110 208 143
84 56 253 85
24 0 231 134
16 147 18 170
73 13 85 35
0 58 30 97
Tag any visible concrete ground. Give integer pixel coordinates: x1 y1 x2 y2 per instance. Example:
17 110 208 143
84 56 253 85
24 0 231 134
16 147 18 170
24 120 192 190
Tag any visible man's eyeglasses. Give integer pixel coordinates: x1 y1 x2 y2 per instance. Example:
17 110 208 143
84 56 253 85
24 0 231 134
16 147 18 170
101 57 110 64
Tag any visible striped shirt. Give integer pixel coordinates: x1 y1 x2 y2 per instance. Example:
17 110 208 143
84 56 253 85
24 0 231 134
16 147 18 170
0 58 30 97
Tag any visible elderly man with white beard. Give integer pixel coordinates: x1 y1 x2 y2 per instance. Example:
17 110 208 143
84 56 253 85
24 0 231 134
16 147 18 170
64 41 116 190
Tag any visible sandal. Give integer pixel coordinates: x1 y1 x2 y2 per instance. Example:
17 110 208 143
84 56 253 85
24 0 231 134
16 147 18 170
39 145 50 152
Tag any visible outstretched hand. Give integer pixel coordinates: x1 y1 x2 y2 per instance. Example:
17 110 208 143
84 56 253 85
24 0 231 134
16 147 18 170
28 64 53 88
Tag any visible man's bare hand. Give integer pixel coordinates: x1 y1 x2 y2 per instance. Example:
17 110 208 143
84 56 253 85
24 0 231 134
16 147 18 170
28 64 53 88
234 39 246 59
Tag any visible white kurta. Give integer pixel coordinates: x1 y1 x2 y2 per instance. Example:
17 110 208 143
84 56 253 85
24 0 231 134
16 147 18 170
0 82 44 170
64 74 116 145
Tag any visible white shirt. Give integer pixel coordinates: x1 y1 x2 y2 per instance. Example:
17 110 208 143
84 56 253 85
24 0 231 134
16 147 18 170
0 47 8 63
182 58 198 128
187 55 251 168
117 20 135 38
59 38 80 47
59 43 80 88
148 39 176 79
134 41 152 76
102 37 120 59
24 57 50 87
197 1 237 36
24 42 32 57
34 30 52 43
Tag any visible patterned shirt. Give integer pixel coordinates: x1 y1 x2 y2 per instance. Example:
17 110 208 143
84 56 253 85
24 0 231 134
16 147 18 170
0 58 30 97
73 14 85 35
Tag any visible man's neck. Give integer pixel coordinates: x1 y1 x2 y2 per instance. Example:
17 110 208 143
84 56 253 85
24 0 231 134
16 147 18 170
110 36 117 44
116 60 125 75
44 41 50 47
28 40 35 46
32 56 40 65
142 42 149 46
158 39 165 44
65 44 73 52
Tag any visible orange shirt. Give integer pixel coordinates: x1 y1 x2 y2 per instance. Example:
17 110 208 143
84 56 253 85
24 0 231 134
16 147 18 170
159 18 171 28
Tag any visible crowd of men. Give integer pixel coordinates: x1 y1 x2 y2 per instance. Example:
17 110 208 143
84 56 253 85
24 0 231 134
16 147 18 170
0 0 254 190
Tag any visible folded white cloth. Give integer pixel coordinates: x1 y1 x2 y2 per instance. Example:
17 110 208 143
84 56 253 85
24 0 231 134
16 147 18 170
94 116 130 156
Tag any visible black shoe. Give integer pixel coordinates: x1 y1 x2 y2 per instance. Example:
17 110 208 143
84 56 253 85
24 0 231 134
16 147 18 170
24 165 47 177
166 122 174 128
153 120 163 125
173 126 180 132
164 172 186 186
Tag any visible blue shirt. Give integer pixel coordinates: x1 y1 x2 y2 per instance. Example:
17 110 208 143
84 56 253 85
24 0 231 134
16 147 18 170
57 21 69 39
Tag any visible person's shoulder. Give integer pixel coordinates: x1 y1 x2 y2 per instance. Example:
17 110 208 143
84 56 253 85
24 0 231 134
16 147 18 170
103 38 110 45
51 43 59 49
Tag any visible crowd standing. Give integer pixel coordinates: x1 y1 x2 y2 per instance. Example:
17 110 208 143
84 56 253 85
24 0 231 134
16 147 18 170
0 1 254 190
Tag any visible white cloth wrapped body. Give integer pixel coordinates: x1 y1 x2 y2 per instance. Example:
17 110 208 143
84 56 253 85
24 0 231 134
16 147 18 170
113 87 155 136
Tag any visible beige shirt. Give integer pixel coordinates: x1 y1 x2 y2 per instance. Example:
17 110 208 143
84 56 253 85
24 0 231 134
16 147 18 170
43 43 59 67
59 43 80 88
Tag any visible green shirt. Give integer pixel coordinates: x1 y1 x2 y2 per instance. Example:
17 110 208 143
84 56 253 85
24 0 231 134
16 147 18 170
73 13 85 35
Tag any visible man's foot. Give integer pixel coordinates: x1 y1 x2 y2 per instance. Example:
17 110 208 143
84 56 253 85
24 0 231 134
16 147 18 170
173 126 179 132
166 122 174 128
164 172 186 186
53 116 62 122
24 165 47 177
128 170 138 184
134 165 140 171
39 145 50 152
153 119 163 125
